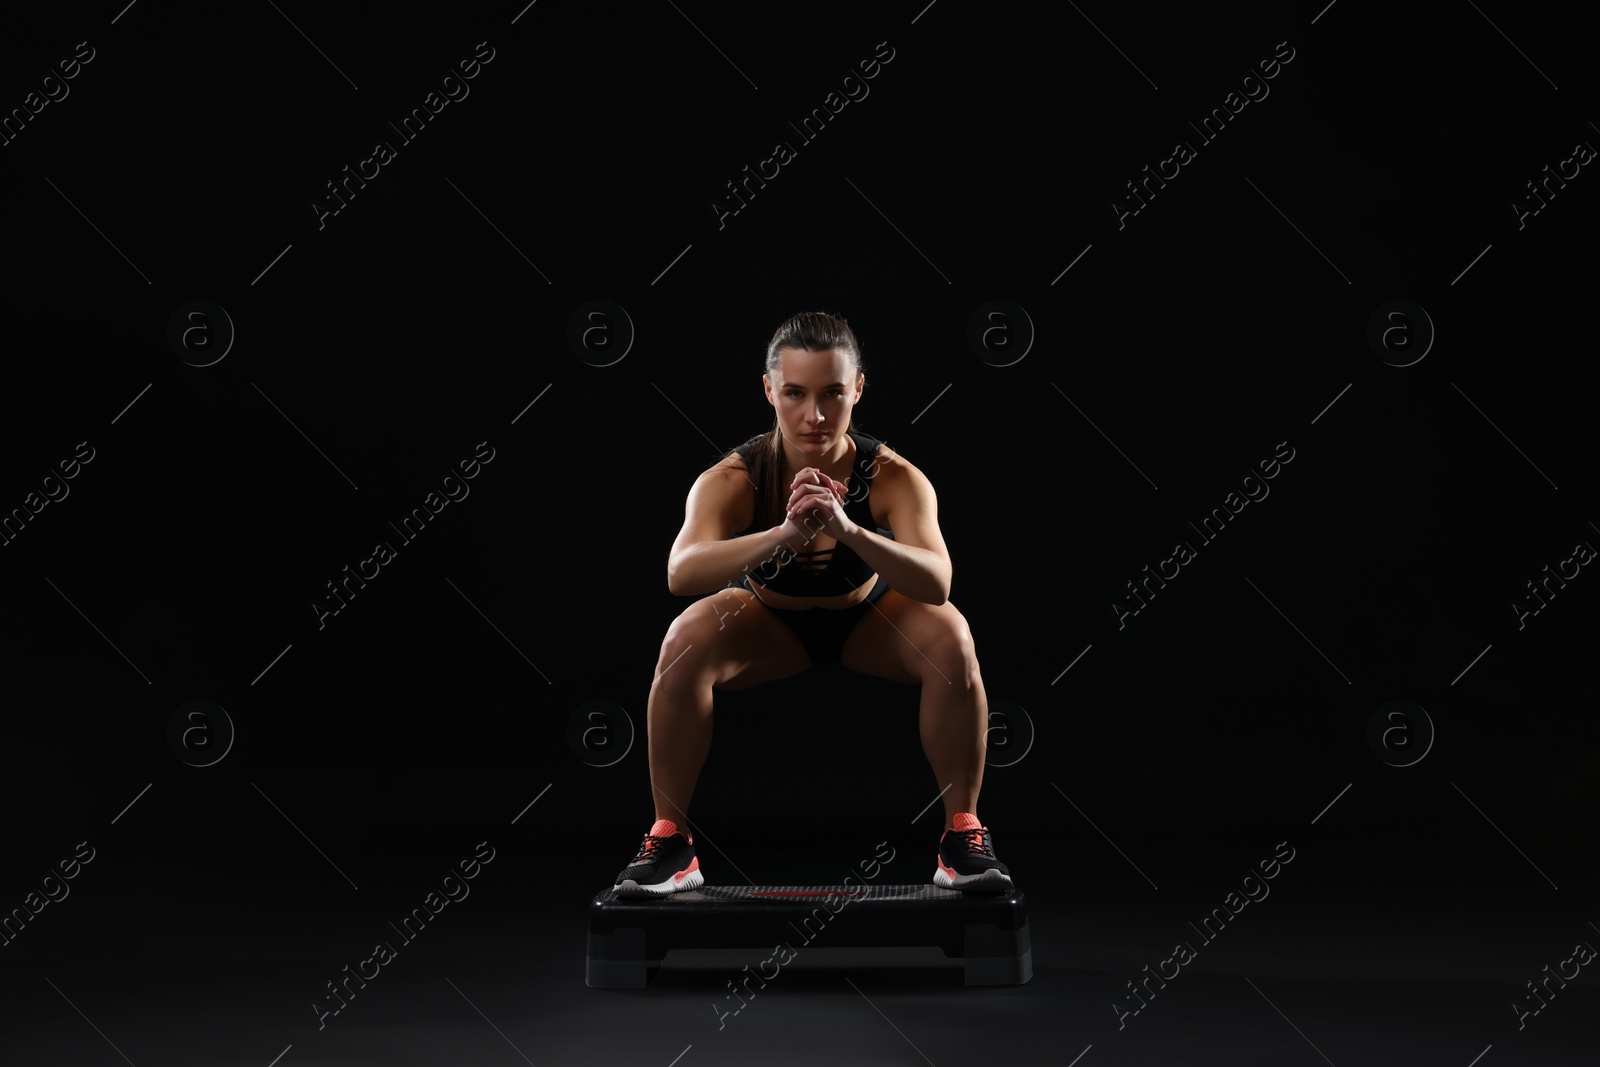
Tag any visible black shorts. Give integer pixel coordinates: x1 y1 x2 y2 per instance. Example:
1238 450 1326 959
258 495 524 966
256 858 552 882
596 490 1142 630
735 574 890 666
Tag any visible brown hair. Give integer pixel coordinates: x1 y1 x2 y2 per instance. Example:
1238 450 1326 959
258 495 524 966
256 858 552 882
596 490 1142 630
731 311 869 533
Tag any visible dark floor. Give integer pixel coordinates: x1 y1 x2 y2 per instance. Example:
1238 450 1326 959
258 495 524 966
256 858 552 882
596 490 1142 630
4 830 1595 1067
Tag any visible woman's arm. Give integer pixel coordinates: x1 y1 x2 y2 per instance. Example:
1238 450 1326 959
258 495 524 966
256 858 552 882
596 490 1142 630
670 526 796 596
667 467 794 596
834 458 952 605
838 528 950 605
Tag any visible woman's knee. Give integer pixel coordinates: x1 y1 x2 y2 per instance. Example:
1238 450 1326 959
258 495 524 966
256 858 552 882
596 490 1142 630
655 627 704 684
655 605 734 686
926 615 979 686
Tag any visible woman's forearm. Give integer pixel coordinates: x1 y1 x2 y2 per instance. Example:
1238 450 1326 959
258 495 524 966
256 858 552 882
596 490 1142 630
668 527 793 596
839 526 949 605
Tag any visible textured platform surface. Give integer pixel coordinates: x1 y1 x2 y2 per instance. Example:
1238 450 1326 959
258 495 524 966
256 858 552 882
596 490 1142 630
587 883 1033 987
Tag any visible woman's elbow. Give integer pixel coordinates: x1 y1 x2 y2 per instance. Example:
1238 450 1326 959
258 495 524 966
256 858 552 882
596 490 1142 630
667 563 704 597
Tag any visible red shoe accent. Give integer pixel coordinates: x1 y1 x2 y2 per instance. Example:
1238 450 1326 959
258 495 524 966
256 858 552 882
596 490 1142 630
646 818 691 845
675 857 700 884
951 812 982 831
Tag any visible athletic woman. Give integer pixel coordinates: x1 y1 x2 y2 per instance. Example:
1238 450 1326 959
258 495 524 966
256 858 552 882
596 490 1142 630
612 311 1013 896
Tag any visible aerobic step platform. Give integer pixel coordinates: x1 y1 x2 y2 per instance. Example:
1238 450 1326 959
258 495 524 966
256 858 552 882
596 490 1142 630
587 883 1032 988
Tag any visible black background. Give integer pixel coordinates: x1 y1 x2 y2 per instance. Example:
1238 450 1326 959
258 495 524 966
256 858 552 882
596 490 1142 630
1 2 1595 1064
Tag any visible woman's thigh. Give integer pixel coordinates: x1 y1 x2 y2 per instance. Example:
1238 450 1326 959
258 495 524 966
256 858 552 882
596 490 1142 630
838 587 975 685
658 585 813 691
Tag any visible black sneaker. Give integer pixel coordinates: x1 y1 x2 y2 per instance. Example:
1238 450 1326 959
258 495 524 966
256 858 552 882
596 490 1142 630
933 813 1014 893
613 818 704 897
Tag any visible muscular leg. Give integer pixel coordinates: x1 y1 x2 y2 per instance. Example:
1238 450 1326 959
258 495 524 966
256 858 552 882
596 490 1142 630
646 651 713 829
647 585 812 827
839 588 987 829
919 649 988 830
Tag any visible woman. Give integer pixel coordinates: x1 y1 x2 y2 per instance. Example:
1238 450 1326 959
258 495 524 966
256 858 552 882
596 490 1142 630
612 311 1013 896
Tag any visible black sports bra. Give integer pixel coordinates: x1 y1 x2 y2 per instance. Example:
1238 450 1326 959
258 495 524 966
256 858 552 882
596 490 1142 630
733 431 894 597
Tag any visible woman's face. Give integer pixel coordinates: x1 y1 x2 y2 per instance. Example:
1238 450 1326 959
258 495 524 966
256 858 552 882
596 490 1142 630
765 347 862 453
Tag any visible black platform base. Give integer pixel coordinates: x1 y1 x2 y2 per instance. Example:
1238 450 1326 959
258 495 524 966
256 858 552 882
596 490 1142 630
586 883 1032 988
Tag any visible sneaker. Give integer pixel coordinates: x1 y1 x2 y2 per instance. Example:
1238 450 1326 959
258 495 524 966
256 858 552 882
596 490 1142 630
932 812 1014 892
613 818 704 897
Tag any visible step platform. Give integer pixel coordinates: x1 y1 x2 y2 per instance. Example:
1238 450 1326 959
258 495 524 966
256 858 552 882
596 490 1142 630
587 883 1032 988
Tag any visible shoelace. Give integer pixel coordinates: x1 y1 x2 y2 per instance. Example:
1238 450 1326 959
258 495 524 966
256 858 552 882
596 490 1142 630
956 827 994 857
632 833 671 864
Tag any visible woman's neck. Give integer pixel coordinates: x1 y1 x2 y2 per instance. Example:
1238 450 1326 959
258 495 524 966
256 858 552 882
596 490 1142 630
780 429 855 486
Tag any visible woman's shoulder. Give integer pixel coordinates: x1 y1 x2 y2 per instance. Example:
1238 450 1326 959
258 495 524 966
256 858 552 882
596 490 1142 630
702 447 753 489
725 431 770 466
857 435 909 479
704 447 758 536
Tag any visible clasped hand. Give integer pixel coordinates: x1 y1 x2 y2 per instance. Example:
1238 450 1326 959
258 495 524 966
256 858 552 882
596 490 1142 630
785 467 858 541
